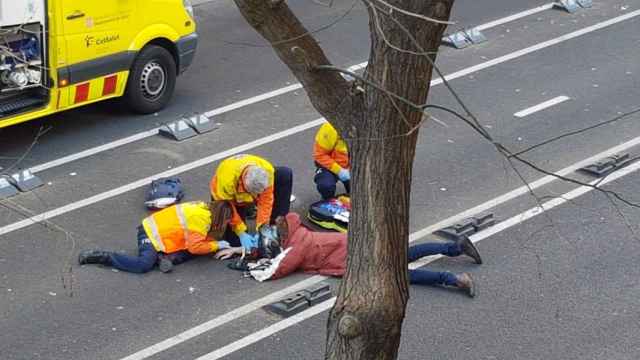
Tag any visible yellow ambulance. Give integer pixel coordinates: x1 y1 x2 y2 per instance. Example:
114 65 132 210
0 0 198 129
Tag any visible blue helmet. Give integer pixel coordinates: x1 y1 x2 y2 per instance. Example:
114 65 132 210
145 177 184 209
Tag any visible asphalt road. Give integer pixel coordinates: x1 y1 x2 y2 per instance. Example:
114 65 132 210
1 0 640 359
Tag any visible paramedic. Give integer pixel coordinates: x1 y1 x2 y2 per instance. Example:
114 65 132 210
210 154 292 251
78 201 233 273
313 122 350 199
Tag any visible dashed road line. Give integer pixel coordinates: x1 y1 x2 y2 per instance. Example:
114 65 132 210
115 129 640 360
199 158 640 359
514 95 571 118
27 3 559 175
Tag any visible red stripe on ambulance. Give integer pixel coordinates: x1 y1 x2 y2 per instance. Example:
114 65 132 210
74 83 90 103
102 75 117 96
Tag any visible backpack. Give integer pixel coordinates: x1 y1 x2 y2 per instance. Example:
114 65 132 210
307 195 350 233
144 177 185 209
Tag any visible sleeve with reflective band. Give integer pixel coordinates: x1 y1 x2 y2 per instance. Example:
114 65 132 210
313 123 349 174
256 184 275 229
185 232 220 255
210 154 275 233
142 202 212 254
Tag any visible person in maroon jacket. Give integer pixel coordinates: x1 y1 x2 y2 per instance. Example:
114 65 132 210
216 212 482 297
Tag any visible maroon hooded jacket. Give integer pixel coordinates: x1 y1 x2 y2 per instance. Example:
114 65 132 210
271 212 347 279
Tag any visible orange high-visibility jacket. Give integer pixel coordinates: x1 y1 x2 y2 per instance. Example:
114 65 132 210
313 123 349 174
210 154 275 235
141 201 221 255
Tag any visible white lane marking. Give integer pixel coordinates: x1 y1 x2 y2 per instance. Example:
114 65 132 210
117 132 640 360
204 84 302 118
29 130 159 173
11 8 639 236
413 157 640 269
514 95 571 118
8 108 640 241
432 8 640 87
118 276 325 360
476 3 555 31
103 8 640 360
195 299 336 360
28 3 556 175
202 160 640 359
0 118 324 236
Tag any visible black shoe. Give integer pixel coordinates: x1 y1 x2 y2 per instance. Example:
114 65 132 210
455 272 476 298
457 235 483 264
157 254 174 273
78 250 111 265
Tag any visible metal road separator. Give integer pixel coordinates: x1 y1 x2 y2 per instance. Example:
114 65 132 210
159 119 198 141
10 169 44 191
554 0 593 13
434 213 496 241
265 282 333 317
159 113 220 141
578 154 633 177
0 169 44 200
442 27 487 49
0 176 19 199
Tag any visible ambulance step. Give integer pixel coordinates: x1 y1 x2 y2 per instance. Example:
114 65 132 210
0 96 45 117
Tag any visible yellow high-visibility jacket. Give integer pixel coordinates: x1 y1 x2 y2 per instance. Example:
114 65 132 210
210 154 275 234
313 123 349 174
141 202 221 255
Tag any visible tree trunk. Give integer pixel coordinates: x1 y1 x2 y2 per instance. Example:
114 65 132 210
326 2 453 358
231 1 454 359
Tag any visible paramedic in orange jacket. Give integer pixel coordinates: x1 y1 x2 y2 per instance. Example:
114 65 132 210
210 154 293 251
313 122 349 199
78 201 232 273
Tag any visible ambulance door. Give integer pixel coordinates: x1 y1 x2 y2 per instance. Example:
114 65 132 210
60 0 135 84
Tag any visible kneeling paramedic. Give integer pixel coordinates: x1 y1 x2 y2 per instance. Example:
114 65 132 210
217 213 482 297
210 154 292 252
78 201 233 273
313 122 350 200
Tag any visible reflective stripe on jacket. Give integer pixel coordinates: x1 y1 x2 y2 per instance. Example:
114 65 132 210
141 201 220 255
313 123 349 174
209 154 275 234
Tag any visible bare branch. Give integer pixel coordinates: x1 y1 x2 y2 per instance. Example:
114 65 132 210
232 0 355 129
372 0 455 25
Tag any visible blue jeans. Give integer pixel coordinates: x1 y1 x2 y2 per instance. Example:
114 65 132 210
314 167 350 200
408 242 461 287
108 227 193 273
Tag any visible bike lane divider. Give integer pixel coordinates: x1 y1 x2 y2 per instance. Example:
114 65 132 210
196 156 640 360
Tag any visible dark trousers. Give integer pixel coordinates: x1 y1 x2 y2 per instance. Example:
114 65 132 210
407 242 462 287
314 167 350 200
224 166 293 247
108 227 193 273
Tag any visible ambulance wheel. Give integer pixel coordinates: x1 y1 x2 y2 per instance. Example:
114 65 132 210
124 45 176 114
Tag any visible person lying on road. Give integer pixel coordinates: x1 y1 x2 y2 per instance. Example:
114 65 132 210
210 154 292 251
78 200 233 273
216 212 482 297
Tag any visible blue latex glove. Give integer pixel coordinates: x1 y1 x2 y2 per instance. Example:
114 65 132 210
338 168 350 182
239 232 258 250
217 240 230 249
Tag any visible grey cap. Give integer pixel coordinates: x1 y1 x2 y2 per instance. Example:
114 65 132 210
243 165 269 194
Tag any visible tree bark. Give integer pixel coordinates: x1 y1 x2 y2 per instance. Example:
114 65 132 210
231 1 454 359
326 2 453 358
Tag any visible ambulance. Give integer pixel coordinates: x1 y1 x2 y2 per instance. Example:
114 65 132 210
0 0 197 129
